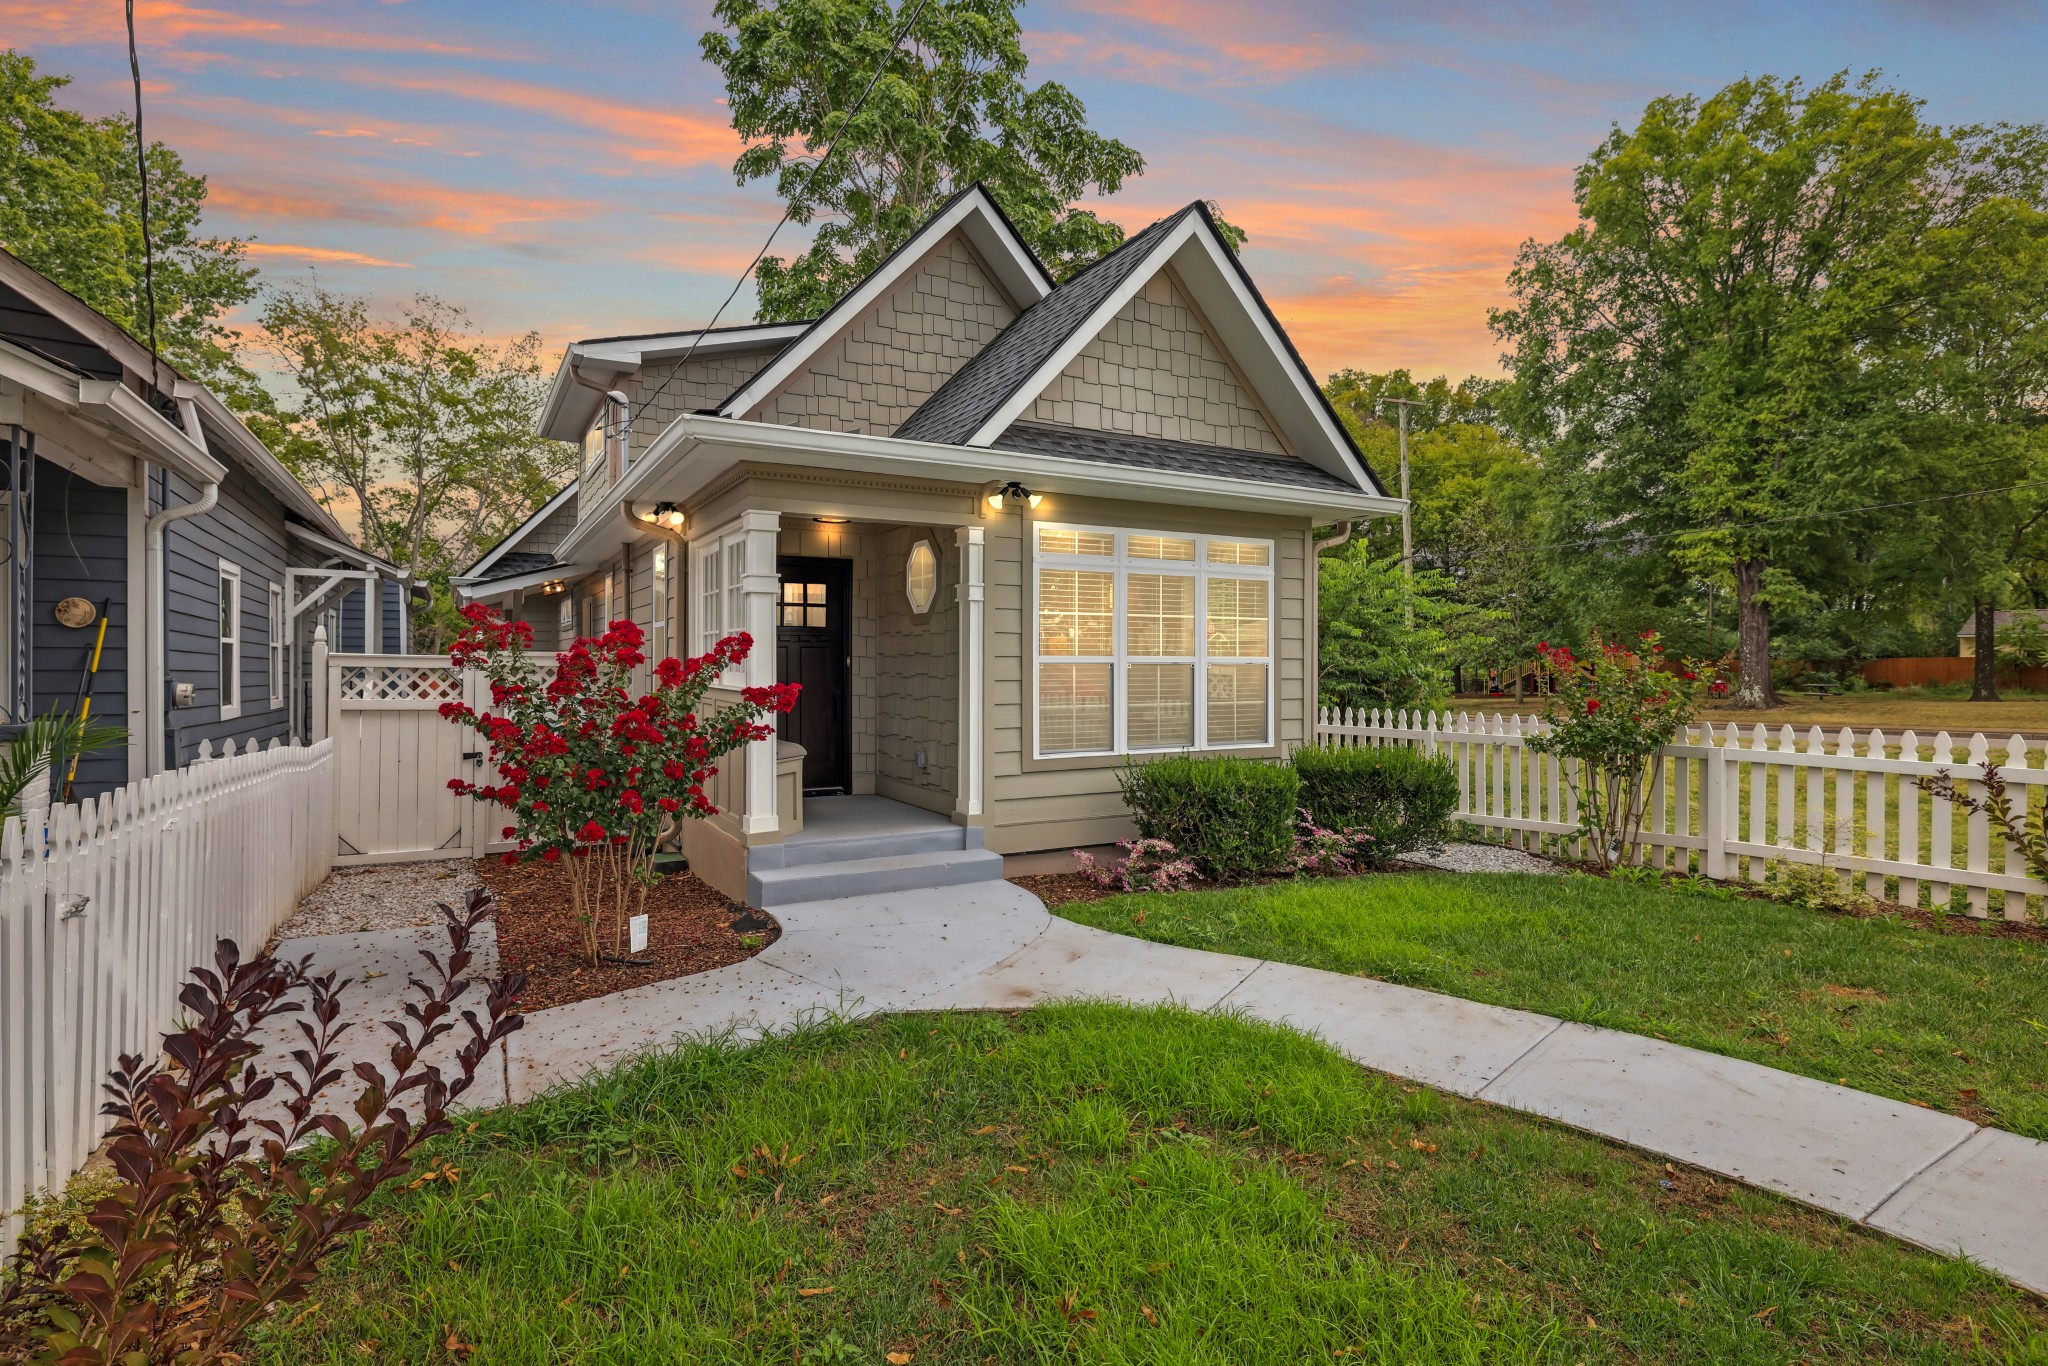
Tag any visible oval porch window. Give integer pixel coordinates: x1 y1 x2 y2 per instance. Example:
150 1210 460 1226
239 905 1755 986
905 540 938 614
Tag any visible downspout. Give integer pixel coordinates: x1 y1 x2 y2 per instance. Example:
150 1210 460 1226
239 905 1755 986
1313 520 1353 554
1309 521 1353 749
142 392 221 775
142 468 218 777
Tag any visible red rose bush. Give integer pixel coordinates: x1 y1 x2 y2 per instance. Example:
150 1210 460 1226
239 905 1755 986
1529 632 1723 872
439 604 799 965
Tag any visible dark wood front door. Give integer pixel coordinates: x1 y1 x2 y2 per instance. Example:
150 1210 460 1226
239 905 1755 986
775 556 851 793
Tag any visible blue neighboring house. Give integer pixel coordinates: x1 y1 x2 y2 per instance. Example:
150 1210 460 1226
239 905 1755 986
0 247 418 797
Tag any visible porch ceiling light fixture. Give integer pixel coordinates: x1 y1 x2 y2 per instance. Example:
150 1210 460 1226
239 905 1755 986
984 479 1042 512
539 579 567 596
906 539 938 614
630 500 686 531
814 515 849 525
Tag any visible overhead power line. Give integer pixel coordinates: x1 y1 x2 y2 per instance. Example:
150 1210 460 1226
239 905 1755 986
125 0 163 396
621 0 933 438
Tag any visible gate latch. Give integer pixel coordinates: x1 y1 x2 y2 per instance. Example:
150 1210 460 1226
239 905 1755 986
463 750 484 762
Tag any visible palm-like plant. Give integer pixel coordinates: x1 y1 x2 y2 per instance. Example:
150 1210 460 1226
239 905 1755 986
0 711 127 817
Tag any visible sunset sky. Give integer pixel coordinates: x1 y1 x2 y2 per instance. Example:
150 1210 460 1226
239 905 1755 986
10 1 2046 381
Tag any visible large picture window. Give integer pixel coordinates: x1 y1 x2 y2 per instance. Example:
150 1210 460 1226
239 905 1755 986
1032 524 1273 757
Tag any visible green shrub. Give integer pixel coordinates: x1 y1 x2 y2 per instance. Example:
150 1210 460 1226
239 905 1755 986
1292 743 1459 866
1119 754 1298 881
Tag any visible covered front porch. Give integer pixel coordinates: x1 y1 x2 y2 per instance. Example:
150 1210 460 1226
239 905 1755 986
672 498 994 905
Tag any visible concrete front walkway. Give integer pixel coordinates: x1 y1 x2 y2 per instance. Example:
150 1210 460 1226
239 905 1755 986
281 882 2048 1297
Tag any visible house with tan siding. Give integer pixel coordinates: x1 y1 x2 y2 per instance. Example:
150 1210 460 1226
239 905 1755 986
457 187 1399 904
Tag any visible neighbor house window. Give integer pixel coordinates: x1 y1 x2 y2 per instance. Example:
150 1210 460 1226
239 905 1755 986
651 544 669 662
218 560 243 721
1032 525 1273 757
268 582 285 710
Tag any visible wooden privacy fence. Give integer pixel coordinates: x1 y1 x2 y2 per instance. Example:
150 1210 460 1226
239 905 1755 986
0 737 333 1248
1859 657 2048 690
1317 707 2048 920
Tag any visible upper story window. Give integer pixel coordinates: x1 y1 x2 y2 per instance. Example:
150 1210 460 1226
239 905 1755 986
1032 524 1273 758
581 414 606 477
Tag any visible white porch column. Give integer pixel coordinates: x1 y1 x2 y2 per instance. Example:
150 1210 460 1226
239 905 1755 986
954 525 985 821
739 509 782 836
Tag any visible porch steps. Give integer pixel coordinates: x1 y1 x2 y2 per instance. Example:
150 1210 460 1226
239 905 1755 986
781 826 968 867
750 846 1005 907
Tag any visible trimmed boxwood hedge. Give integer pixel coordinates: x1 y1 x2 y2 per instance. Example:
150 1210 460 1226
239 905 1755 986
1293 743 1458 866
1119 754 1298 881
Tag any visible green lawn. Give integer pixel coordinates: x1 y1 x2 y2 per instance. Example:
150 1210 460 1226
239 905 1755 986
256 1005 2047 1364
1056 872 2048 1138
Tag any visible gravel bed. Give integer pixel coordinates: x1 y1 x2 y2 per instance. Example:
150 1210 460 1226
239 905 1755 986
273 861 483 942
1404 840 1563 875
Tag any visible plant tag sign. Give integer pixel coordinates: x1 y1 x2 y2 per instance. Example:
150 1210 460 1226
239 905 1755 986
629 914 649 954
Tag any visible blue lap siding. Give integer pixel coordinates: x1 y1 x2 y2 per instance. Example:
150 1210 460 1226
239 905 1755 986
30 458 127 798
153 465 291 768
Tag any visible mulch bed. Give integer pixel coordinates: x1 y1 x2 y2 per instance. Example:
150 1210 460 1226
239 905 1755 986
1008 872 1111 909
477 858 780 1012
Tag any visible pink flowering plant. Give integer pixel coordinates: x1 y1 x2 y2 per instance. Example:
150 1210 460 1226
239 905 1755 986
438 604 800 966
1072 838 1201 894
1529 632 1724 872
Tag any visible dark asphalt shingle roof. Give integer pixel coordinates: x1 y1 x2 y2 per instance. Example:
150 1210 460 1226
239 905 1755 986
473 552 560 583
992 422 1358 495
893 206 1199 445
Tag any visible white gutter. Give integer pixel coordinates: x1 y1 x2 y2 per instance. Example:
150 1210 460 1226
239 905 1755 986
555 413 1400 566
142 462 219 776
76 378 226 486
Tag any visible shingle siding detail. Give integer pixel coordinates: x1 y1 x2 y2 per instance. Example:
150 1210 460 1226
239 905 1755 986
1027 274 1284 454
627 352 777 453
764 237 1017 437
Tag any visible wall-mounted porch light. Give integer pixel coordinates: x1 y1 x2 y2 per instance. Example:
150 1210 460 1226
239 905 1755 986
629 500 686 532
983 480 1042 512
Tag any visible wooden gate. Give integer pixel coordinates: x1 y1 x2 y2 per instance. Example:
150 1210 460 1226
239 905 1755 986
314 641 485 866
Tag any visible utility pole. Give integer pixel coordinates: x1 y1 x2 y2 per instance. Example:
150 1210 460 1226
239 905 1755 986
1380 397 1421 581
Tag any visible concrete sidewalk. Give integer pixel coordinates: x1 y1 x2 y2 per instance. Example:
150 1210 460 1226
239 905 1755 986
285 882 2048 1297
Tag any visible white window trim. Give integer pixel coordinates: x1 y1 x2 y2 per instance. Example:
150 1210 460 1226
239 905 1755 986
268 581 284 710
651 544 670 663
217 559 243 721
1030 522 1275 759
692 520 750 656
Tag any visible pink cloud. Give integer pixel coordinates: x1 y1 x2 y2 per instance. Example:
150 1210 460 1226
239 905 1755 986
241 242 413 269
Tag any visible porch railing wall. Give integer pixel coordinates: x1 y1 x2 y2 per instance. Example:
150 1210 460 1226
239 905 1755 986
1316 707 2048 919
1 737 333 1248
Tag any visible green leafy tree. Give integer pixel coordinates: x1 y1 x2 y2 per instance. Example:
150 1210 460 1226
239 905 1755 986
1889 192 2048 700
702 0 1160 321
1492 73 2041 709
0 50 254 384
1318 545 1495 714
251 285 573 648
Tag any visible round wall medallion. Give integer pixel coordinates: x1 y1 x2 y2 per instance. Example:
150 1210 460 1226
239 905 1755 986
54 597 97 629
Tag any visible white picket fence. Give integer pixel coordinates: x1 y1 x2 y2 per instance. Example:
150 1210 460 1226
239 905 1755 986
1317 707 2048 920
0 737 334 1248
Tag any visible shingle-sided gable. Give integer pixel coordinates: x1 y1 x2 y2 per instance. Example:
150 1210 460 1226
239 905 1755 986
753 234 1020 436
1023 272 1285 455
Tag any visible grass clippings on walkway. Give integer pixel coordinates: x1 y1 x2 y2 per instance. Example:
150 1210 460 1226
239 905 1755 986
256 1005 2046 1364
1056 871 2048 1138
479 858 776 1011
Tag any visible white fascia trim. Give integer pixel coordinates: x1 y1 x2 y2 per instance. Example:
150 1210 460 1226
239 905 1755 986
578 322 812 367
455 564 578 602
0 340 225 484
960 218 1380 497
76 376 227 485
555 414 1399 564
287 522 408 577
463 478 579 579
717 188 1054 421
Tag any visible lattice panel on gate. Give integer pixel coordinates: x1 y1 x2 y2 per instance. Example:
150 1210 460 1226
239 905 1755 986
337 663 466 704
